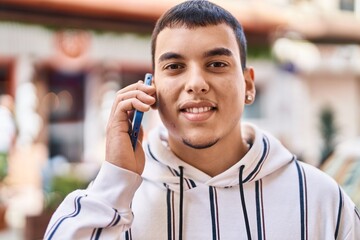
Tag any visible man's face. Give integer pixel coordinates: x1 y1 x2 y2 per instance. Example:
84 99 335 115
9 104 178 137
154 23 254 149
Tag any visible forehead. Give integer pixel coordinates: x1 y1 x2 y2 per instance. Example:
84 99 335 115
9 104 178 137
154 23 240 60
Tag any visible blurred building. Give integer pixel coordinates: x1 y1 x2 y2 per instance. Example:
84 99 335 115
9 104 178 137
0 0 358 163
0 0 359 238
321 138 360 208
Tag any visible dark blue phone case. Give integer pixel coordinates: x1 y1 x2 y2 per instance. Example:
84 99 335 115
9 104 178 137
130 73 153 150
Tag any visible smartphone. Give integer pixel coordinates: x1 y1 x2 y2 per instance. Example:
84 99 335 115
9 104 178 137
130 73 153 150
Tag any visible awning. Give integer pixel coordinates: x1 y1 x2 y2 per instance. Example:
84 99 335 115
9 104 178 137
0 0 359 43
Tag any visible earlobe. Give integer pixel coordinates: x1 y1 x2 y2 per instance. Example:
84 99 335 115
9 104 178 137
244 67 256 104
245 94 254 104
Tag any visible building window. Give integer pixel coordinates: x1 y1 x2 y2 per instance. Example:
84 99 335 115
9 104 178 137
47 70 85 122
44 69 86 162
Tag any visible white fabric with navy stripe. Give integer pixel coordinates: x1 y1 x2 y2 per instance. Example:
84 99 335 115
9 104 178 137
45 123 360 239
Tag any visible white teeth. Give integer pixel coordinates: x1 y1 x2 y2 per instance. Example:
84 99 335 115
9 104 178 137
185 107 212 113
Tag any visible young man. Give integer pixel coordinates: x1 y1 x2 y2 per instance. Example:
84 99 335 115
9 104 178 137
45 1 360 239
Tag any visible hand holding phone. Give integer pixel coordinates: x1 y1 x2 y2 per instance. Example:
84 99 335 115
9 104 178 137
130 73 153 150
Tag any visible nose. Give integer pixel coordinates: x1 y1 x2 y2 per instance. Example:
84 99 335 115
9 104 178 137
184 67 210 94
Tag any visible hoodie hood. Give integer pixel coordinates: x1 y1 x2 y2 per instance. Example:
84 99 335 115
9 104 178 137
142 123 294 191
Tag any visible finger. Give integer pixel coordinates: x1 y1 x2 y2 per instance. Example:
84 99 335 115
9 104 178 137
118 81 155 95
109 85 155 120
112 98 152 123
108 91 154 124
118 90 156 105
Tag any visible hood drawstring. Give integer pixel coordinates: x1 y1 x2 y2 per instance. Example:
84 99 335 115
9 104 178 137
239 165 252 240
177 165 251 240
179 166 184 240
177 165 251 239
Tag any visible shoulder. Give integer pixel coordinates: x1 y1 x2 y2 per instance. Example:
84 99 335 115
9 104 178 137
296 161 358 230
295 161 339 194
296 160 338 188
296 160 356 208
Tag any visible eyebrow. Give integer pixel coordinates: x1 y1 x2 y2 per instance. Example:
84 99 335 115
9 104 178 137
157 47 233 63
203 47 233 58
158 52 184 63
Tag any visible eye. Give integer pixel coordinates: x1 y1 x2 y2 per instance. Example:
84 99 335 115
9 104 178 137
164 63 184 70
208 61 228 68
207 61 229 73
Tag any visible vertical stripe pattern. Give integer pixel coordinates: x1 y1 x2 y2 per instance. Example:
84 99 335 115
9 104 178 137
90 228 103 240
168 167 197 190
295 161 308 240
167 188 176 240
255 180 266 240
148 144 196 190
125 229 132 240
209 186 220 240
334 187 343 239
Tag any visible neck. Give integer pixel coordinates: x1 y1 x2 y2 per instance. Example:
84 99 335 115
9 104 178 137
168 126 249 177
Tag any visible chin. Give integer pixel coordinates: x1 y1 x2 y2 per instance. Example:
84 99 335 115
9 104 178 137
182 138 219 149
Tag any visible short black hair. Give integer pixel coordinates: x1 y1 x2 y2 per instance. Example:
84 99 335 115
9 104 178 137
151 0 247 70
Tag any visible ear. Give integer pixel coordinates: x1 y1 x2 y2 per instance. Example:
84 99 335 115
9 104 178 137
243 67 256 104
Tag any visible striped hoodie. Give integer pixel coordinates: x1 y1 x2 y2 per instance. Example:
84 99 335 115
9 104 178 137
45 123 360 239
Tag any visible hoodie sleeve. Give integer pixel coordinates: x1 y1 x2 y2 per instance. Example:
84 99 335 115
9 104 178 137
346 206 360 240
44 161 143 240
344 206 360 240
337 190 360 240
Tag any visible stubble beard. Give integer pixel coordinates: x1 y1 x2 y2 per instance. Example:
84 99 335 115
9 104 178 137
182 138 219 149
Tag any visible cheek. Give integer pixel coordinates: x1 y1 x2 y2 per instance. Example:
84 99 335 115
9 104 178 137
156 92 167 112
156 86 176 118
156 80 181 107
156 91 178 132
220 82 246 119
220 80 245 101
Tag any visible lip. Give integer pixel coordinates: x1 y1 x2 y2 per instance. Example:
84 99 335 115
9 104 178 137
179 101 217 122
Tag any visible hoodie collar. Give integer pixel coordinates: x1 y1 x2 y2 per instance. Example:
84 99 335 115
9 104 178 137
142 123 294 190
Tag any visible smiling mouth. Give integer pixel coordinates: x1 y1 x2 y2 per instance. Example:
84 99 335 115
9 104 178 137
181 106 216 113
